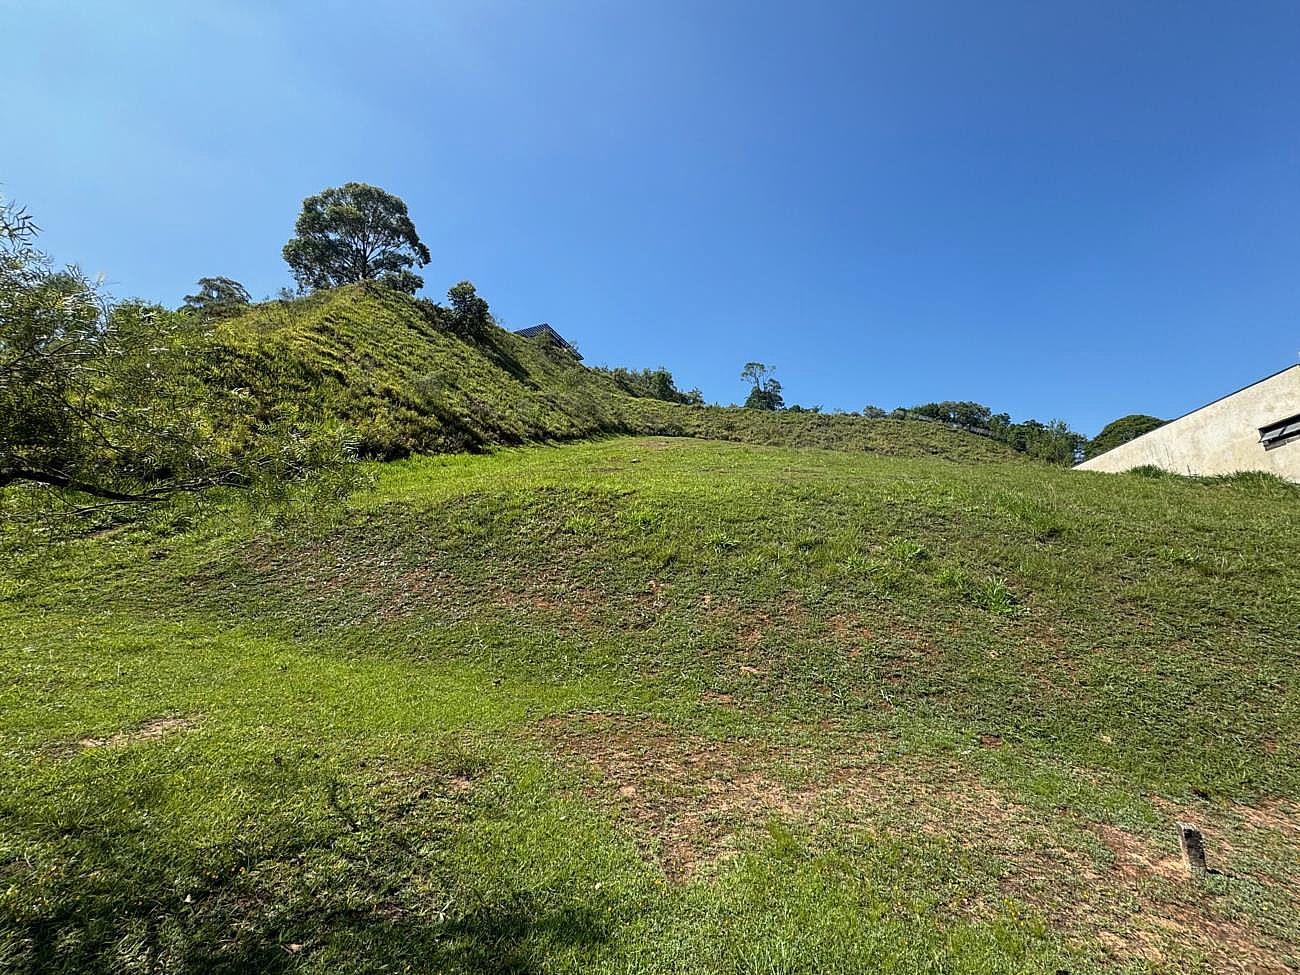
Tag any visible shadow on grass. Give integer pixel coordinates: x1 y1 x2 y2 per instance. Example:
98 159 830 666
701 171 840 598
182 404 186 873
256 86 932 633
479 332 536 389
10 888 611 974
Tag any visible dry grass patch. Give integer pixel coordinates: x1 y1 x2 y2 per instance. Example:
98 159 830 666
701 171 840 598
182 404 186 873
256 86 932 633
77 715 196 750
537 713 1299 972
537 713 832 880
536 712 1034 882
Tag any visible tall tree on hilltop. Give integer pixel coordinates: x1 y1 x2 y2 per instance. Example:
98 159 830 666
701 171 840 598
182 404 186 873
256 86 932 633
282 183 430 294
741 361 784 411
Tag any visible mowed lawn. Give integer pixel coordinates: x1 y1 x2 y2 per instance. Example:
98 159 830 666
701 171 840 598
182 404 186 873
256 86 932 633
1 438 1297 974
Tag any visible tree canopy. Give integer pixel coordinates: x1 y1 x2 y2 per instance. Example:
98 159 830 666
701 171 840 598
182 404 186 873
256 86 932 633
283 183 430 294
1085 414 1165 460
592 366 703 404
446 280 492 339
182 276 250 318
741 362 784 411
903 400 1086 465
908 400 1003 431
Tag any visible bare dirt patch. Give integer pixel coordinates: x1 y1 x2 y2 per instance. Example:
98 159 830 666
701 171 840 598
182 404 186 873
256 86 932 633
1233 799 1299 839
490 573 605 627
1094 823 1187 882
1014 813 1298 972
536 713 1038 882
537 713 835 880
78 715 196 750
537 712 1299 972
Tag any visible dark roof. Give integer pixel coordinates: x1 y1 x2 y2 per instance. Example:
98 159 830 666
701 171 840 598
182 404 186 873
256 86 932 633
513 323 582 360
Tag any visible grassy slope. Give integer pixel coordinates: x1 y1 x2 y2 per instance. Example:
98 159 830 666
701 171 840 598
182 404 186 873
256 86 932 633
3 438 1298 974
210 284 1017 463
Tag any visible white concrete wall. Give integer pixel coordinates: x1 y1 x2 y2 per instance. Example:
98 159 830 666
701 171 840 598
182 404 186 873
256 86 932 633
1075 365 1300 482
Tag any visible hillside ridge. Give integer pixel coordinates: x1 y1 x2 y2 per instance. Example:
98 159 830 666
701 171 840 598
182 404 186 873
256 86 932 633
211 284 1020 464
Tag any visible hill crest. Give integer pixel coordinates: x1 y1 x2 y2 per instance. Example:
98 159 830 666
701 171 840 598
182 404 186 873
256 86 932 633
213 284 1020 464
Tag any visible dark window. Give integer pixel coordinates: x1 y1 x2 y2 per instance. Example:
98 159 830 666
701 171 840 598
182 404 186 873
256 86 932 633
1259 413 1300 450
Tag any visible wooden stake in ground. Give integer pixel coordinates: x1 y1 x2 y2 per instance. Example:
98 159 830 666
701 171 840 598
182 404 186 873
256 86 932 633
1178 822 1207 878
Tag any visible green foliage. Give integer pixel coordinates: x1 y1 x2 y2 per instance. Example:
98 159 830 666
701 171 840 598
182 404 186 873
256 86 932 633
909 400 999 430
589 366 703 404
1086 413 1165 459
181 276 250 318
445 280 492 339
0 196 359 528
906 401 1086 465
1003 418 1087 465
207 286 1016 464
282 182 430 294
741 361 784 410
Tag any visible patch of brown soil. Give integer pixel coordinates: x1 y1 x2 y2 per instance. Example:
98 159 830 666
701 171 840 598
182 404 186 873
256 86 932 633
538 713 1299 971
373 567 458 621
78 716 195 750
1095 824 1187 882
825 613 876 644
1078 819 1296 972
490 573 604 626
720 598 809 650
537 713 1028 882
1151 797 1300 856
700 692 736 706
537 714 838 879
1235 799 1300 838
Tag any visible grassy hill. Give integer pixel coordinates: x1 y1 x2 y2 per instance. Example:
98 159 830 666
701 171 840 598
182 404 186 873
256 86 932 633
2 437 1298 973
209 284 1018 463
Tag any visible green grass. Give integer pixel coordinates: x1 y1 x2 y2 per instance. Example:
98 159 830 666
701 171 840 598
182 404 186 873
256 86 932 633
3 438 1298 973
209 283 1018 464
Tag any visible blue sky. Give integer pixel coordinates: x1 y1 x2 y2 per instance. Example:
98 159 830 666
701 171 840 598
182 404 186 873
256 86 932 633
6 1 1298 434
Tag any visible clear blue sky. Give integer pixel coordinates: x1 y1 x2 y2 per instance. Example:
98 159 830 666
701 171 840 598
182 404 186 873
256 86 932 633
6 1 1299 434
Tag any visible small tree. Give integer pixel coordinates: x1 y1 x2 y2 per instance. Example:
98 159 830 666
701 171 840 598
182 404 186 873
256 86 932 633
446 280 492 339
741 362 784 411
182 276 251 318
1014 419 1086 465
283 182 430 294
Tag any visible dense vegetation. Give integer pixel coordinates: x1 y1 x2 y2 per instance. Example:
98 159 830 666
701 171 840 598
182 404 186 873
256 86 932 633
587 365 704 405
1 183 1089 531
1086 414 1167 459
2 439 1297 973
0 198 354 527
1 185 1012 529
168 284 1022 466
898 400 1086 465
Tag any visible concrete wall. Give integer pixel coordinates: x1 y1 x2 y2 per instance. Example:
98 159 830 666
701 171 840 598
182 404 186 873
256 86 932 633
1075 365 1300 481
